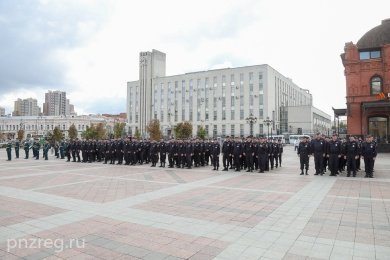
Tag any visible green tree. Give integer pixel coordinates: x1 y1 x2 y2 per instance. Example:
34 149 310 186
134 127 141 139
147 119 162 141
68 124 78 140
114 122 125 139
174 121 193 139
17 129 25 141
52 127 63 142
197 126 207 140
82 124 97 140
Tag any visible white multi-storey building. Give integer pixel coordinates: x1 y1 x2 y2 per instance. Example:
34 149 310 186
0 115 114 140
127 50 330 137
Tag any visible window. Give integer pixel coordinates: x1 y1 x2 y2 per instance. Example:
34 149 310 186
230 74 235 85
222 125 226 136
231 110 235 120
360 50 381 60
370 76 382 95
240 124 244 137
213 125 217 137
231 125 235 136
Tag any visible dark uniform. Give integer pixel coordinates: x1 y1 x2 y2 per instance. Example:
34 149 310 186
159 141 167 167
232 140 243 172
24 141 30 159
298 138 311 175
15 140 20 159
185 141 194 169
344 137 359 177
277 139 283 167
311 136 326 175
327 136 341 176
6 141 12 161
149 141 159 167
244 140 255 172
362 136 377 178
43 142 51 160
256 139 268 173
222 139 231 171
211 141 220 171
33 141 41 160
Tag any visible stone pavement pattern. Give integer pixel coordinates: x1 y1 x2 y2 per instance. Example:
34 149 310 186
0 147 389 259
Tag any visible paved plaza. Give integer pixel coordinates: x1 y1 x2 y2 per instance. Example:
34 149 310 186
0 146 389 260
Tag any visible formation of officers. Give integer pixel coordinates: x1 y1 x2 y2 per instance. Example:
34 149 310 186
4 132 378 178
297 133 377 178
53 136 284 173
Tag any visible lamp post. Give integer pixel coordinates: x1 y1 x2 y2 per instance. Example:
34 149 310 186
264 116 274 138
245 113 257 137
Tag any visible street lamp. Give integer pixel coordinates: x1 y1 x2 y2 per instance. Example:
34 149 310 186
264 116 274 138
245 113 257 137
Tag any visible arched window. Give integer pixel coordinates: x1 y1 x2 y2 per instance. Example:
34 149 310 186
370 76 382 95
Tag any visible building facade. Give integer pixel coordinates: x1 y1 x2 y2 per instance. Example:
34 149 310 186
287 105 331 135
12 98 40 116
341 19 390 141
127 50 329 138
43 90 75 116
0 106 5 117
0 115 114 140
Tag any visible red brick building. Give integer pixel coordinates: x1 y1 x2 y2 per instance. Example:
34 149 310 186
341 19 390 142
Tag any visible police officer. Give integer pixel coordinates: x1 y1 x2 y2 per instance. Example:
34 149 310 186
33 140 41 160
185 140 194 169
277 139 283 167
149 140 159 167
211 139 221 171
24 139 30 159
298 136 311 175
256 137 268 173
222 137 231 171
362 135 377 178
43 140 51 160
311 133 326 175
159 140 167 167
244 138 255 172
232 137 243 172
15 140 20 159
6 140 12 161
344 136 359 177
327 134 341 176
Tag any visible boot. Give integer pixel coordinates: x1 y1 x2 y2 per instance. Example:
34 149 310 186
300 171 304 175
347 173 351 177
305 169 308 175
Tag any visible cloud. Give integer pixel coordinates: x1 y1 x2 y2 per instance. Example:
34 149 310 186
0 0 110 93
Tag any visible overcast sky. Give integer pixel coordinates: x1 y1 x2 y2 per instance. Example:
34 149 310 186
0 0 389 117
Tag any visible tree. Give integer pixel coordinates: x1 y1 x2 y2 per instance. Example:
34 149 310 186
197 126 207 140
147 119 162 141
113 122 126 139
96 123 106 140
17 129 25 141
82 124 97 140
52 127 63 142
134 127 141 140
174 121 193 139
68 124 78 140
